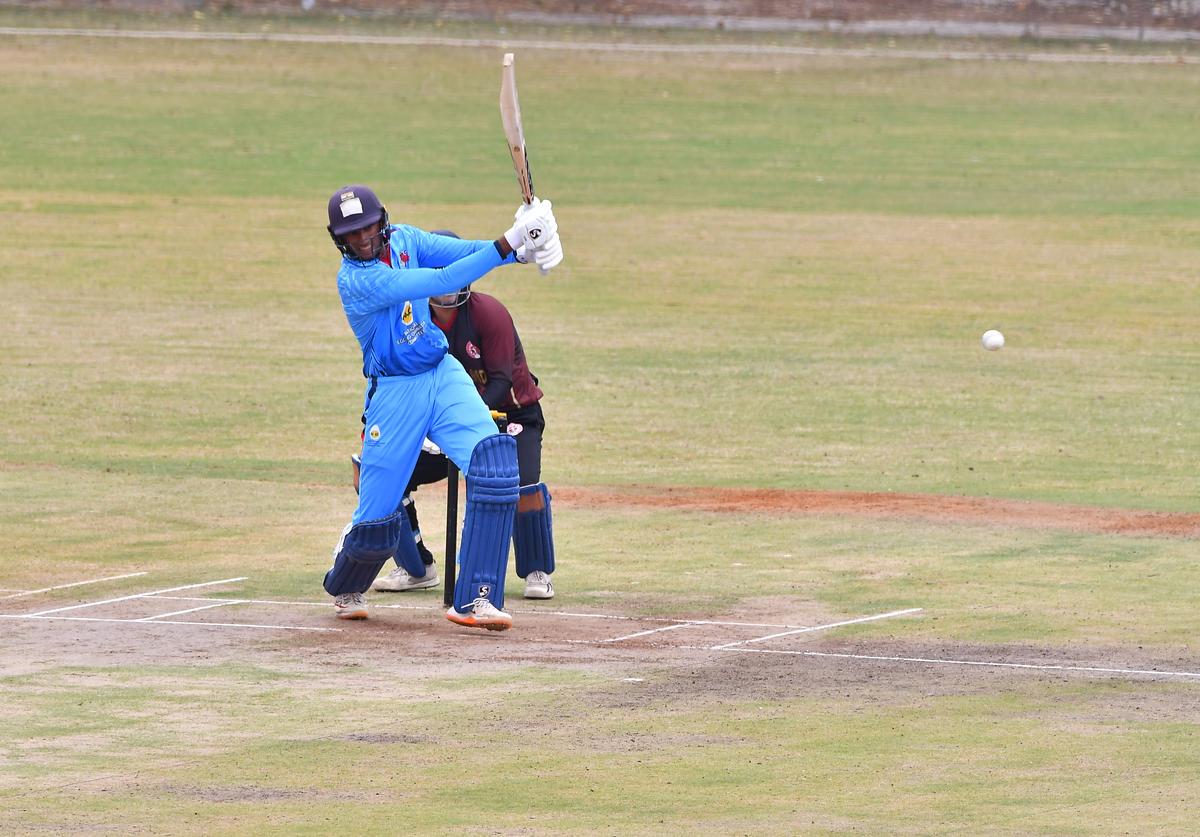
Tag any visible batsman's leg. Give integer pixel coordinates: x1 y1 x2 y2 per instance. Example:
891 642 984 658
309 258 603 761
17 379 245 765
323 512 406 619
329 374 431 618
445 433 519 631
514 483 555 599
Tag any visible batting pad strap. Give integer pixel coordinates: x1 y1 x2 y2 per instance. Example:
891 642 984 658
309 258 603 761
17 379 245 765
514 483 555 578
453 434 519 612
323 512 404 596
469 474 521 504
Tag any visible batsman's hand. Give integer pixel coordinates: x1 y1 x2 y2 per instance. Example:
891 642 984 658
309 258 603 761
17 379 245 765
515 236 562 273
503 197 557 253
533 230 563 274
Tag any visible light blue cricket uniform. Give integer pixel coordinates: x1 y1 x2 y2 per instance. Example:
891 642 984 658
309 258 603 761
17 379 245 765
338 225 516 527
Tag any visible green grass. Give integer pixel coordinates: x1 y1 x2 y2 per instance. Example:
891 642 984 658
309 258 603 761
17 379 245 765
1 14 1198 834
3 666 1197 834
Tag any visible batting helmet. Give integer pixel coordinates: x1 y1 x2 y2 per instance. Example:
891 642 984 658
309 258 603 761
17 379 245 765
327 184 391 260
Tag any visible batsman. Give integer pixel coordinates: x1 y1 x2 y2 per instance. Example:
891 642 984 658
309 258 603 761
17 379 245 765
322 184 563 629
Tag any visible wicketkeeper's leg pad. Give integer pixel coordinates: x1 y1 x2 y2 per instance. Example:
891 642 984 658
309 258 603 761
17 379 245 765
323 511 404 596
453 434 519 612
391 494 430 577
514 482 555 578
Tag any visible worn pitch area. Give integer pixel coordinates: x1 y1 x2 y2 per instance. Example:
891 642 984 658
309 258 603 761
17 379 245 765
3 485 1197 687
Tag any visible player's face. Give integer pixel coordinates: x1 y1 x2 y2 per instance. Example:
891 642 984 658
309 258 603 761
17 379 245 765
343 222 383 260
430 293 458 308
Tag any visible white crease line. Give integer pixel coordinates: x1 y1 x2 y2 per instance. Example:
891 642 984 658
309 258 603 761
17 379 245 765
696 646 1200 680
0 613 339 632
146 595 430 611
0 572 150 601
711 608 923 649
497 608 806 628
26 577 248 616
137 601 239 621
599 623 695 643
144 596 812 628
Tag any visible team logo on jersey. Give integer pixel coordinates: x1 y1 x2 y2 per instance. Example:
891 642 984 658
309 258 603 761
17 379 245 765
401 301 413 325
465 341 481 359
399 250 409 266
368 424 381 441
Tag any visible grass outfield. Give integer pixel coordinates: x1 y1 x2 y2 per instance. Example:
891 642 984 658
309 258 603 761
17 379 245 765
1 13 1198 834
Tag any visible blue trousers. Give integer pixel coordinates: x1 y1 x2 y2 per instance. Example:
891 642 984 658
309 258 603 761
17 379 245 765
354 354 497 524
326 354 518 606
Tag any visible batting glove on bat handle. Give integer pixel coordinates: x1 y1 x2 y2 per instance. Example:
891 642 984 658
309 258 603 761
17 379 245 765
512 196 542 220
503 198 557 252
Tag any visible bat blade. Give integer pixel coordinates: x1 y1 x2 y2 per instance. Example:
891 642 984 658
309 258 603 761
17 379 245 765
499 52 535 205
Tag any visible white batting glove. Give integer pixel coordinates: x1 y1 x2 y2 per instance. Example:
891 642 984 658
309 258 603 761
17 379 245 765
503 197 557 252
533 230 563 274
514 243 531 264
421 438 442 456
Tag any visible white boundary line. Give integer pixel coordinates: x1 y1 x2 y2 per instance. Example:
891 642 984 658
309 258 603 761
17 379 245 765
697 646 1200 681
0 27 1195 64
25 577 247 616
0 572 149 601
711 608 924 649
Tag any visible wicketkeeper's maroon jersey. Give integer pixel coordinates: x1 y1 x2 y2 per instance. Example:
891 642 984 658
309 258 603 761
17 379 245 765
434 292 543 412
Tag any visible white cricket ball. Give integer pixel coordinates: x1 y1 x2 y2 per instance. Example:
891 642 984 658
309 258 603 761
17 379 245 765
981 329 1005 351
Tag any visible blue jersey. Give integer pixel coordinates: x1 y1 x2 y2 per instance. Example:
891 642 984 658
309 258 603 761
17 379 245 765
337 225 514 377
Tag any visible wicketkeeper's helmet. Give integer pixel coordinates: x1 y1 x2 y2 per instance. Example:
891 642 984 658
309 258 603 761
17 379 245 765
428 230 472 309
327 184 390 260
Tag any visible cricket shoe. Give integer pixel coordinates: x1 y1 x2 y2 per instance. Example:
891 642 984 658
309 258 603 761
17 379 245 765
445 597 513 632
333 592 369 620
523 570 554 600
372 564 439 592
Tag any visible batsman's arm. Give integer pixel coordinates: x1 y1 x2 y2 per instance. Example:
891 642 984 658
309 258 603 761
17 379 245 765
412 226 506 269
340 244 510 315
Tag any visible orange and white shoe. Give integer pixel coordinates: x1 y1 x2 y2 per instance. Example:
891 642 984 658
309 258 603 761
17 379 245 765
445 597 512 632
333 592 369 620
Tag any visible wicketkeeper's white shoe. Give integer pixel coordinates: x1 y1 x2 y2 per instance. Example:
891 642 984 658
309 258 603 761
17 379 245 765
523 570 554 600
333 592 369 620
372 564 439 592
445 597 513 632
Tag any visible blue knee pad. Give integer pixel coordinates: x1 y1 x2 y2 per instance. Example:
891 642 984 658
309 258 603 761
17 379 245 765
514 483 555 578
323 512 404 596
391 494 430 577
453 434 519 612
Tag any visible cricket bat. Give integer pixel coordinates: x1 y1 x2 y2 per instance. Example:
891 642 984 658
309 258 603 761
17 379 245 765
499 52 535 205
